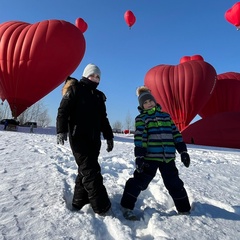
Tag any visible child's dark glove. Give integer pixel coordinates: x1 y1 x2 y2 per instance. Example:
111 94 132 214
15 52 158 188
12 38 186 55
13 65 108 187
181 152 190 168
57 133 67 145
106 139 114 152
135 157 145 173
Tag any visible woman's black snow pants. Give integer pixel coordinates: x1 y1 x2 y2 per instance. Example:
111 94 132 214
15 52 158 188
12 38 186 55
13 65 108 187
72 144 111 214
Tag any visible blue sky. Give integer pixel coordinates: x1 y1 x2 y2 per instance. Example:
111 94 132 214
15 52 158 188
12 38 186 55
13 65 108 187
0 1 239 127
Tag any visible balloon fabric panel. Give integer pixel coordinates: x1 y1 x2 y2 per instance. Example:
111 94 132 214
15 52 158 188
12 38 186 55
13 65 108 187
199 72 240 118
182 112 240 149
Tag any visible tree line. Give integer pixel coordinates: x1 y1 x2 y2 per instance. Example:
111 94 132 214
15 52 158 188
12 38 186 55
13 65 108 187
0 100 51 127
111 112 135 133
1 101 135 131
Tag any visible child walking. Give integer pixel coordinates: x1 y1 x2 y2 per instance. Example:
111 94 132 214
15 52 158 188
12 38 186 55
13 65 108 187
120 86 191 220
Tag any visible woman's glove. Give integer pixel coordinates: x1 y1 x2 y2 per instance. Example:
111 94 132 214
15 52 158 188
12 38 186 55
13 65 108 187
106 139 114 152
181 152 190 168
135 157 145 173
57 133 67 145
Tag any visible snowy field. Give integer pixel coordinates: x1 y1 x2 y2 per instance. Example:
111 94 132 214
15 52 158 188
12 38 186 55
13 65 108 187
0 126 240 240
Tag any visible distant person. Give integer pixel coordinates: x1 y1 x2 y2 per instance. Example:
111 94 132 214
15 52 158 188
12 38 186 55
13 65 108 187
4 120 8 130
120 86 191 220
56 64 114 216
30 123 34 133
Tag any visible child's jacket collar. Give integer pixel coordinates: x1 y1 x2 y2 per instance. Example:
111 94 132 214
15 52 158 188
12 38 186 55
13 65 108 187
138 104 162 114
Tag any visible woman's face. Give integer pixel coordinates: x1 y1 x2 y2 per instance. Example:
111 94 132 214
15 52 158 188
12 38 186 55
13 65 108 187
88 74 100 83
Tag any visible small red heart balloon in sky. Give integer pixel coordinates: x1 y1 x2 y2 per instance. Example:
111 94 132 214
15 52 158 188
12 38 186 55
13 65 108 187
0 20 86 117
124 10 136 28
225 2 240 30
144 60 216 131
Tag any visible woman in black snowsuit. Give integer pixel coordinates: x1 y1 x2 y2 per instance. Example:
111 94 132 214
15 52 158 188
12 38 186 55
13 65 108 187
56 64 114 215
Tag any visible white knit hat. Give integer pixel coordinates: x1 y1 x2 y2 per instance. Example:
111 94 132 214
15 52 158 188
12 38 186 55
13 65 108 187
82 63 101 79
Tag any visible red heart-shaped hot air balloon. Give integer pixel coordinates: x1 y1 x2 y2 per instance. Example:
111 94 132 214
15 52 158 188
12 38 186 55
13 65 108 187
225 2 240 29
124 10 136 28
144 60 217 131
0 20 86 118
199 72 240 118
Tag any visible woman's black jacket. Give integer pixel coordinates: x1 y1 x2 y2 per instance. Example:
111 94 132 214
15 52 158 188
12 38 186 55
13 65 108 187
56 78 113 153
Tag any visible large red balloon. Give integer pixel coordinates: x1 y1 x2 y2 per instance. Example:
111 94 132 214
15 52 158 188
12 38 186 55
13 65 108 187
182 112 240 149
199 72 240 118
0 20 85 118
144 60 216 131
225 2 240 29
124 10 136 28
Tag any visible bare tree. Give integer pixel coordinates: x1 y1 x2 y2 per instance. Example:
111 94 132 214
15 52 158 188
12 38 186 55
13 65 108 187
30 102 42 122
37 109 51 127
125 111 133 131
0 102 11 119
112 120 123 133
17 108 30 124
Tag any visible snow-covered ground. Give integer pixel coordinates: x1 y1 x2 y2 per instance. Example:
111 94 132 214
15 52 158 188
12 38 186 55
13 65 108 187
0 126 240 240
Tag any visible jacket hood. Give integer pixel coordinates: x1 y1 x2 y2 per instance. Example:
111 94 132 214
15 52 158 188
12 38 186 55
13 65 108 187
62 78 78 96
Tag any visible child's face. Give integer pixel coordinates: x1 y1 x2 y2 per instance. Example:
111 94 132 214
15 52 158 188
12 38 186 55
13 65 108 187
88 74 100 83
143 99 156 110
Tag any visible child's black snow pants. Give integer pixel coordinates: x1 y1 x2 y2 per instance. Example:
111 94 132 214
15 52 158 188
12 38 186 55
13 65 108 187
121 160 191 213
